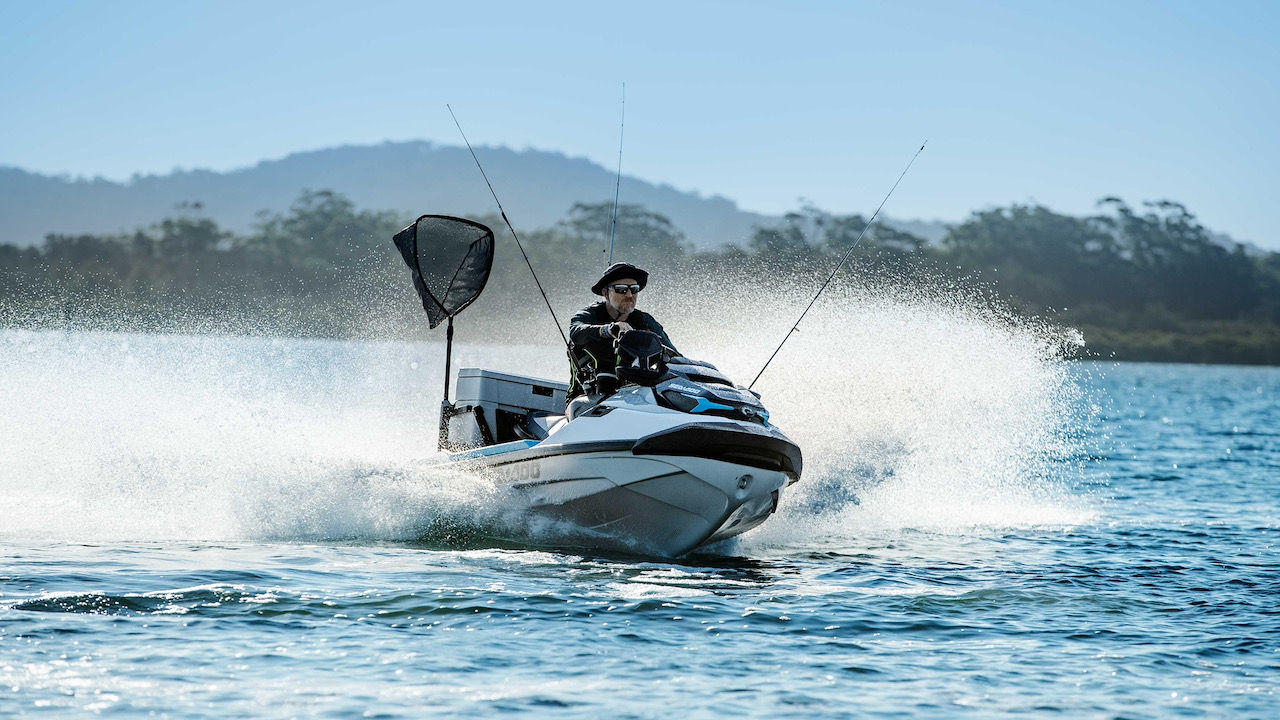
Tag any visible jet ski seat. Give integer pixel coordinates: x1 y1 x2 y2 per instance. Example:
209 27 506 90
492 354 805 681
565 395 593 421
515 411 563 441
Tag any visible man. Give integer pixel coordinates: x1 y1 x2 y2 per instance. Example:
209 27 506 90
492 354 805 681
567 262 678 399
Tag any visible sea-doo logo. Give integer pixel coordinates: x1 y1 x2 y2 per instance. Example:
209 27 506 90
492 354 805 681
498 462 541 482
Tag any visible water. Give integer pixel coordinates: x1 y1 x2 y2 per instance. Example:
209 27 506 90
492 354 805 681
2 304 1278 717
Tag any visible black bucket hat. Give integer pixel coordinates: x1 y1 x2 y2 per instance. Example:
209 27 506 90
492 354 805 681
591 262 649 295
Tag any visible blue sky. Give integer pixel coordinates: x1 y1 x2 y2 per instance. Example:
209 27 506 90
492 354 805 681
3 0 1277 246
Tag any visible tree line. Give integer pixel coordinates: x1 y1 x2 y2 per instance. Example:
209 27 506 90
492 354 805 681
3 189 1279 363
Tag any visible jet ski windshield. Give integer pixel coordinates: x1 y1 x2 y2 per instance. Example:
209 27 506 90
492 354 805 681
601 330 769 425
615 330 667 386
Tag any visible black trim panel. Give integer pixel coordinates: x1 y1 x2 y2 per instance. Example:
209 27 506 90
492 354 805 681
461 423 802 481
631 423 803 479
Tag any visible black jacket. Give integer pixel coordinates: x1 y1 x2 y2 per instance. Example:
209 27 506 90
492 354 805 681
567 301 679 398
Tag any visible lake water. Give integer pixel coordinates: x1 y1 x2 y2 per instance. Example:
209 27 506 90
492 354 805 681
1 317 1277 718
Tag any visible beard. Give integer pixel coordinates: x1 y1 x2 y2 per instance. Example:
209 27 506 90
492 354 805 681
607 296 635 317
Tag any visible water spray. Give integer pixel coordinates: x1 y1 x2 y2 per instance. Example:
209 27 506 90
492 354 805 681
749 141 927 390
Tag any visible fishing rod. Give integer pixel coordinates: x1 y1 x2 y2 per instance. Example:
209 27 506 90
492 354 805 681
607 83 626 265
447 104 569 349
748 141 927 391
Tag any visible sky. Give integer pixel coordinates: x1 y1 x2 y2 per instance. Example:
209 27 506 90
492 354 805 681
2 0 1278 247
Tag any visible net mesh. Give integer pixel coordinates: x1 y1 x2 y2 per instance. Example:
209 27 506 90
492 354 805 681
392 215 495 328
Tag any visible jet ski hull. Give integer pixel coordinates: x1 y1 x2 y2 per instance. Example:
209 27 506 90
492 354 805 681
434 374 802 558
466 450 791 557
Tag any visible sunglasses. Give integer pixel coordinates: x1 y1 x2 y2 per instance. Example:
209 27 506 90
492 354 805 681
609 284 642 295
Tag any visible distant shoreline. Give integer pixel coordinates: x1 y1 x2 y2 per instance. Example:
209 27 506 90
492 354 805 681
5 316 1278 369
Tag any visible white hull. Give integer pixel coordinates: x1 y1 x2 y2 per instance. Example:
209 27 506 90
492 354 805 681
474 450 790 557
436 380 802 557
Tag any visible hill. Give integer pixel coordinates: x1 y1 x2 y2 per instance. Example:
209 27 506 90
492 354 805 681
0 141 948 249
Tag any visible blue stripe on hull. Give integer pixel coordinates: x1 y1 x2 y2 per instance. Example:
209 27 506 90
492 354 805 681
446 440 538 462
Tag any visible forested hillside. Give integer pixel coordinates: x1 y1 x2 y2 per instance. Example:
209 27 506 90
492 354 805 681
3 190 1278 364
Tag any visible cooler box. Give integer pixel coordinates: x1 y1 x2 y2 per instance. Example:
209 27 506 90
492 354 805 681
453 368 569 444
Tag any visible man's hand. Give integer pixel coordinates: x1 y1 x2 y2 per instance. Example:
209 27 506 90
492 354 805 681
609 321 634 338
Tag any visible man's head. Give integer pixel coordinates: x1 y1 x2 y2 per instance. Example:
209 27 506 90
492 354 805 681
604 277 641 315
591 263 649 315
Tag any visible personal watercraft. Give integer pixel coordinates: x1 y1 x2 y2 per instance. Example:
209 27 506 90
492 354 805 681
393 214 802 557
